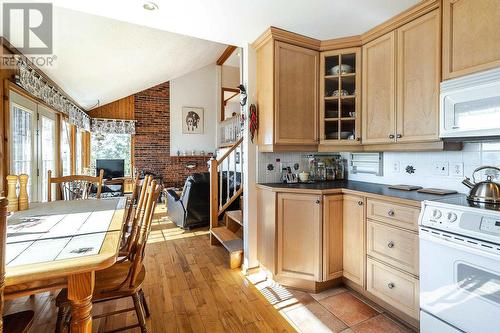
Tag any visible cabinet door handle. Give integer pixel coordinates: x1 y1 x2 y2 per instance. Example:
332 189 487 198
389 134 395 139
315 199 321 204
396 134 402 139
357 201 363 206
388 209 395 217
387 241 395 248
388 282 395 289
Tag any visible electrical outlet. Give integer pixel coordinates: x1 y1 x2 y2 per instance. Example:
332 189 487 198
450 162 464 177
392 161 400 173
433 161 449 176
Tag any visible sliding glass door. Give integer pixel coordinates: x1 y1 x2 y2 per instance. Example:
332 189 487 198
37 105 57 202
10 91 57 202
10 92 37 200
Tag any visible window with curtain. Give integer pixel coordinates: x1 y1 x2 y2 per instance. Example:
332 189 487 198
75 128 83 174
90 133 132 176
61 120 71 176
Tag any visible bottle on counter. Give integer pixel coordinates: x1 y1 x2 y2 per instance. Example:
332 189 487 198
334 158 346 180
317 162 326 181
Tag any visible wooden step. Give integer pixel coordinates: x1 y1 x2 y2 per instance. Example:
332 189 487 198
210 226 243 269
225 210 243 227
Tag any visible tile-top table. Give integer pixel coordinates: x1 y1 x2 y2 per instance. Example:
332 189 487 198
4 197 127 333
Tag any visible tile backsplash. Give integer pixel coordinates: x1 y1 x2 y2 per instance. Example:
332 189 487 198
257 141 500 194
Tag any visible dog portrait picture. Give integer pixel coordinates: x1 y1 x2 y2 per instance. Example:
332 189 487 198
182 107 204 134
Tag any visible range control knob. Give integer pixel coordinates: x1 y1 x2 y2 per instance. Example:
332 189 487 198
432 209 442 219
447 212 458 223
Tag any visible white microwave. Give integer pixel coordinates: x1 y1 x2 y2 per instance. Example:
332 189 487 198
440 67 500 139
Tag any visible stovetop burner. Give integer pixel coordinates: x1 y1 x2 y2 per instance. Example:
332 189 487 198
433 194 500 212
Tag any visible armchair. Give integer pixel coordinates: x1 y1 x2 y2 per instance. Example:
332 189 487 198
166 172 241 229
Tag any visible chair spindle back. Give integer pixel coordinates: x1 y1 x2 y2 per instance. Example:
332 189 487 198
47 169 104 201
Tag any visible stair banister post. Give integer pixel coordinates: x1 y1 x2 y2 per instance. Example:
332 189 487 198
209 158 219 231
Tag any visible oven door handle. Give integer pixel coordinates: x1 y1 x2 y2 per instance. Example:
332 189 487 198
419 229 500 262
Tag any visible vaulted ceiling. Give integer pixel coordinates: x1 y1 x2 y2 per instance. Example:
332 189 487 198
2 0 420 108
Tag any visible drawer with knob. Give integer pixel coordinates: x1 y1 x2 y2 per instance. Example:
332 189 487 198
367 220 419 275
366 199 419 231
366 257 419 319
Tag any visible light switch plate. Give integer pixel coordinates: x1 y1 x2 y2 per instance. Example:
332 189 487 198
450 162 464 177
433 161 449 176
392 161 400 173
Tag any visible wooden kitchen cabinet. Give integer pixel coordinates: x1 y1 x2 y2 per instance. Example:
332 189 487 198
276 193 322 281
319 48 362 149
396 10 440 142
257 188 277 274
362 9 440 145
342 194 365 288
255 35 319 152
443 0 500 80
362 32 396 144
323 195 343 281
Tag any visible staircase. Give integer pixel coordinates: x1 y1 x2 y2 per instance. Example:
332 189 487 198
209 137 244 269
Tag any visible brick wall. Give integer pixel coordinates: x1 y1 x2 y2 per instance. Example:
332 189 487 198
134 82 210 187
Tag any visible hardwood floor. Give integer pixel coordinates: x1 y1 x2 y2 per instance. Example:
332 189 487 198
4 205 414 333
3 207 295 332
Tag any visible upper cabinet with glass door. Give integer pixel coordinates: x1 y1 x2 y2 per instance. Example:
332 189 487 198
319 48 362 151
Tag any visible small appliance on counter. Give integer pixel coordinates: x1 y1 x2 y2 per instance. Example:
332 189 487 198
462 165 500 206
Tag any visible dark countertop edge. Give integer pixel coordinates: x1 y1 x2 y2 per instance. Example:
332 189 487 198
256 180 465 205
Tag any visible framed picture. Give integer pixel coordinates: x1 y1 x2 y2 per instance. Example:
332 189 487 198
182 107 204 134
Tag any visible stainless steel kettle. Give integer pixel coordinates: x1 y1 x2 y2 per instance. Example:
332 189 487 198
462 166 500 204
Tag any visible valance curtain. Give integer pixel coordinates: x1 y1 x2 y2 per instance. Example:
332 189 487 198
17 59 91 131
90 118 136 135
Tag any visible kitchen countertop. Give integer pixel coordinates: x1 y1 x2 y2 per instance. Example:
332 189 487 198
257 180 464 204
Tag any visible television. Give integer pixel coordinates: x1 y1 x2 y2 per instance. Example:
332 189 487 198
96 159 125 179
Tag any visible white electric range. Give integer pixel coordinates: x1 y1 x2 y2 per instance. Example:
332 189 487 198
419 196 500 333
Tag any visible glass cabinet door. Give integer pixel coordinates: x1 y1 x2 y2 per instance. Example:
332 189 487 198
321 48 361 146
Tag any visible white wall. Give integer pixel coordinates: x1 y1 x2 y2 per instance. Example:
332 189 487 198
170 64 218 156
242 44 259 270
257 141 500 194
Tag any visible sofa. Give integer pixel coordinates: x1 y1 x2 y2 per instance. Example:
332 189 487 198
166 172 240 229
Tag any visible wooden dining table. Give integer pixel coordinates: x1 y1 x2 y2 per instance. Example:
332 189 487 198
4 197 127 333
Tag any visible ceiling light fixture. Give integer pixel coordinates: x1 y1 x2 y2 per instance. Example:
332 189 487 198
143 2 159 11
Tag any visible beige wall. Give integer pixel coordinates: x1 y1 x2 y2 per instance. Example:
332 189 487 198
221 65 240 88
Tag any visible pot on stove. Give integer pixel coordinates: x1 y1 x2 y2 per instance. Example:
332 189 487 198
462 166 500 204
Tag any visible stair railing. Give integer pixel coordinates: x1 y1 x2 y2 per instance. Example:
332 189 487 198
210 137 243 229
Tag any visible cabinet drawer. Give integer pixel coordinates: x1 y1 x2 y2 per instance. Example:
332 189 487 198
367 258 419 319
367 221 419 275
366 199 419 231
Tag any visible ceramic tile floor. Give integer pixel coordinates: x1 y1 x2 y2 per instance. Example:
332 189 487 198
247 272 416 333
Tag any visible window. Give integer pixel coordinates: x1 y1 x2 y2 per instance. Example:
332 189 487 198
90 133 132 176
38 106 57 202
11 103 35 197
61 120 71 176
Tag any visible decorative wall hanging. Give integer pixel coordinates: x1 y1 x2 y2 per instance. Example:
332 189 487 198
16 59 91 131
182 107 204 134
249 104 258 143
238 84 247 107
91 118 136 135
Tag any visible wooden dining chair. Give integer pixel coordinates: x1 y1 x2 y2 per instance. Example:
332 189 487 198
55 181 161 333
47 169 104 201
120 175 152 257
0 197 35 333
